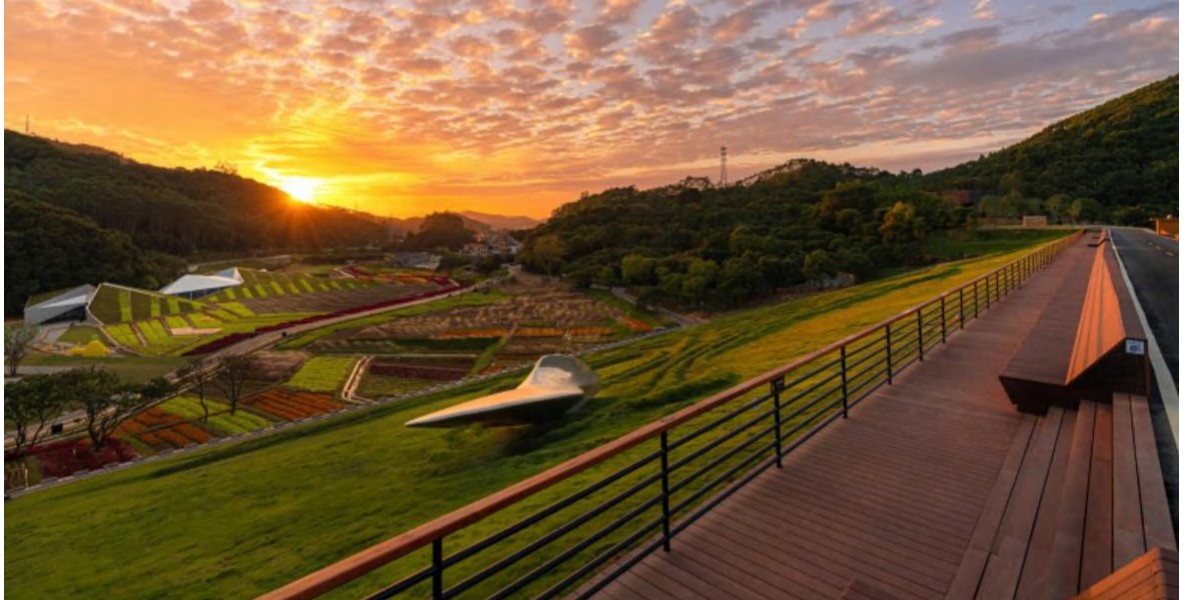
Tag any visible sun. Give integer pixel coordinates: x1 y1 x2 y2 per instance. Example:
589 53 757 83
276 176 323 203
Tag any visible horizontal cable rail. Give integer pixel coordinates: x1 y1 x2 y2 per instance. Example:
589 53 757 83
260 232 1082 600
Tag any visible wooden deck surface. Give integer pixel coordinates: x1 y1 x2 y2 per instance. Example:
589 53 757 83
592 239 1102 600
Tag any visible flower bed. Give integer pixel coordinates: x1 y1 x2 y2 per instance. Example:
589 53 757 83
22 438 139 479
115 408 214 451
244 388 344 421
514 327 565 338
366 363 469 381
371 354 478 370
436 328 510 339
284 356 358 392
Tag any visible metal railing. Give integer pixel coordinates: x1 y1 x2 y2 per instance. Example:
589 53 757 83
262 232 1081 600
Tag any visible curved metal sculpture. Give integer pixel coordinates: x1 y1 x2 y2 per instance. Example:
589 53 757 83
405 355 600 428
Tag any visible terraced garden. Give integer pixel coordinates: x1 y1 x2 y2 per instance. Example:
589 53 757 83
2 233 1071 600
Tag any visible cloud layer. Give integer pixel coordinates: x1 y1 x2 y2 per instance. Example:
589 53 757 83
3 0 1178 217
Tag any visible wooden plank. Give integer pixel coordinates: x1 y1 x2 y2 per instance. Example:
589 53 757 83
1112 393 1146 566
975 408 1065 599
945 548 989 600
742 470 969 560
965 415 1038 552
1013 407 1078 600
709 496 949 597
686 517 846 598
1045 401 1096 599
1080 403 1114 590
841 578 908 600
737 481 964 572
1130 395 1177 552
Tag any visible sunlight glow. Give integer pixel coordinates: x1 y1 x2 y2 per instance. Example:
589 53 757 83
275 176 323 203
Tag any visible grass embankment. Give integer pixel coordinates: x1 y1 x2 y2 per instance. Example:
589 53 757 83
4 234 1066 599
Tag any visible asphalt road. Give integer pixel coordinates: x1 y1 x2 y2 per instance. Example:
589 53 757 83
1109 227 1179 532
1109 228 1178 385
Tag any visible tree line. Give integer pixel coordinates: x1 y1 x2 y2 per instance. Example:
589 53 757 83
518 164 963 310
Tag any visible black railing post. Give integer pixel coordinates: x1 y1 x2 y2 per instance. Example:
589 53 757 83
884 324 893 384
940 296 947 344
986 274 992 309
959 288 966 330
840 345 849 418
771 377 784 467
659 431 671 552
917 310 924 362
432 538 444 600
973 280 979 318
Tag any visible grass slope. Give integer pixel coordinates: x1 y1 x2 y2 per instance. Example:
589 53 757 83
4 236 1062 598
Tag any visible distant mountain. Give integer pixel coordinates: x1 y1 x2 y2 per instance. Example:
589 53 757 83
457 211 541 231
4 130 390 258
385 211 541 236
921 75 1178 216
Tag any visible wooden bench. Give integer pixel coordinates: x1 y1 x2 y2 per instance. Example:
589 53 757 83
948 393 1175 600
999 233 1150 414
1070 547 1177 600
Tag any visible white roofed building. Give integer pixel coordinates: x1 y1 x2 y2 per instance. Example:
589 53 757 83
24 284 97 325
159 267 244 299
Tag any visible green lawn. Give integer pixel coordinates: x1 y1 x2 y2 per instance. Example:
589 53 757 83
3 236 1066 599
57 325 102 345
21 354 190 383
284 356 360 393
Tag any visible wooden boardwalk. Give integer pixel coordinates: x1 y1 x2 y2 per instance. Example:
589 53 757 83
591 239 1134 600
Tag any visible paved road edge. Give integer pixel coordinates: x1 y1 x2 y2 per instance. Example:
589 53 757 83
1111 232 1179 445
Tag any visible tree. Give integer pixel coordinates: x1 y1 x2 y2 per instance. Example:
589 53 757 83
5 322 40 376
1045 194 1070 224
74 367 175 450
4 374 69 455
177 360 211 423
528 235 567 276
213 354 255 415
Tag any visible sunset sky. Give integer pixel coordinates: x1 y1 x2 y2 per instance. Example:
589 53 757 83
3 0 1178 219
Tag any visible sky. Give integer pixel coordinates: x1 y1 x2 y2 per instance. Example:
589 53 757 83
2 0 1179 219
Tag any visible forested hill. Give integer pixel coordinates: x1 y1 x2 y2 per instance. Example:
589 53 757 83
517 162 957 310
4 130 388 256
920 75 1178 220
516 76 1177 311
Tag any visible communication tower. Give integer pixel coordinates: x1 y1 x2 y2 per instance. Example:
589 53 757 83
719 146 728 187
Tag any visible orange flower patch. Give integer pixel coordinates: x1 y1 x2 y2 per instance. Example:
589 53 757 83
620 317 654 332
567 327 612 336
515 327 565 338
437 328 509 339
117 407 214 451
244 388 344 421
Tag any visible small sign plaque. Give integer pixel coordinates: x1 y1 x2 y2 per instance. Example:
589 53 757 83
1125 339 1147 356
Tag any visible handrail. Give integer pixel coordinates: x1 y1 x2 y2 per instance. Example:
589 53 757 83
261 231 1082 600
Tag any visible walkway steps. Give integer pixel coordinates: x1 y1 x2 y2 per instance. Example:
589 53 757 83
947 394 1174 600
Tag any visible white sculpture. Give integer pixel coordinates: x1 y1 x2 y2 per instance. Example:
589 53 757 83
405 355 600 428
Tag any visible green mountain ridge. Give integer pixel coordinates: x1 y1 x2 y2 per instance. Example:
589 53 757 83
514 75 1177 310
920 75 1178 218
